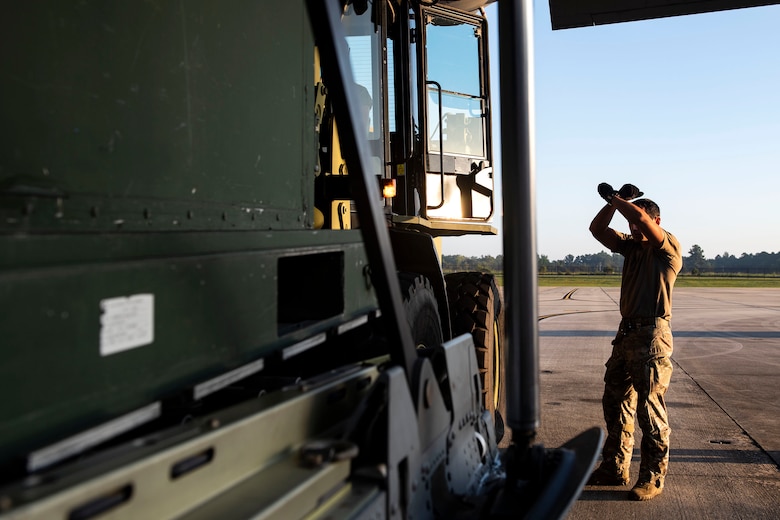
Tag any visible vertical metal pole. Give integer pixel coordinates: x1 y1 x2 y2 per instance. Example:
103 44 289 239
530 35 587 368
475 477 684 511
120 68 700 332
498 0 540 444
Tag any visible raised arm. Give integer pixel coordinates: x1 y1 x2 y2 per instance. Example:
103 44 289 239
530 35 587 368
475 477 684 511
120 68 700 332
611 196 665 248
589 202 622 252
591 182 665 249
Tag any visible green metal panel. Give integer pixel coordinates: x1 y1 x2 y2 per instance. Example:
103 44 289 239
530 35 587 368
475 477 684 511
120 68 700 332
0 1 380 473
0 229 377 470
0 1 316 231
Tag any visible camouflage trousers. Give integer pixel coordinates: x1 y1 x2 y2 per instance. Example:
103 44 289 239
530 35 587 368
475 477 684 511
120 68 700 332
601 318 674 484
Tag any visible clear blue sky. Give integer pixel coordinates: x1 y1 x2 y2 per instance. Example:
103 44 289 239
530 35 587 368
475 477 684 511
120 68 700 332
443 2 780 261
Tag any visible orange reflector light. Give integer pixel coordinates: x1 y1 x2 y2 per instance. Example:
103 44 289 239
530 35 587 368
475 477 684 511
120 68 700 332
381 179 397 198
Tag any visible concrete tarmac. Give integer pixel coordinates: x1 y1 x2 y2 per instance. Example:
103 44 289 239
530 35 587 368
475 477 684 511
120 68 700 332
526 287 780 518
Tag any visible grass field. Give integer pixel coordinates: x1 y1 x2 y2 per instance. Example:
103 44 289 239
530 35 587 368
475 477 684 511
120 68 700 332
536 274 780 288
483 274 780 288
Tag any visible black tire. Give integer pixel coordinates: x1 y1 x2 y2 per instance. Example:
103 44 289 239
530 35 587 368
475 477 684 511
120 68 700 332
445 272 503 417
399 273 444 350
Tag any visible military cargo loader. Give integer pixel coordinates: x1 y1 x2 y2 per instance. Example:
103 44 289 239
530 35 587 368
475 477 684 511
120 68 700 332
0 1 605 518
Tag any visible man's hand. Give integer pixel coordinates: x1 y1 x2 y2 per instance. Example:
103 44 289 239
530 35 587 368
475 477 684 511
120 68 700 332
598 182 618 204
618 183 644 201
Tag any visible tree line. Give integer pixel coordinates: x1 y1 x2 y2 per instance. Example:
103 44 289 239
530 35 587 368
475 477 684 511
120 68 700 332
443 245 780 275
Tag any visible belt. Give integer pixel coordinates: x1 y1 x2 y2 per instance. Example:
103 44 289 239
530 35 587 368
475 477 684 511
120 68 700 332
620 317 668 331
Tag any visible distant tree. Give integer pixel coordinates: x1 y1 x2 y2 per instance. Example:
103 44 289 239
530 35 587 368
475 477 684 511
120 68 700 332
554 250 622 274
442 254 503 273
446 248 779 276
538 255 551 274
688 244 705 260
686 244 710 274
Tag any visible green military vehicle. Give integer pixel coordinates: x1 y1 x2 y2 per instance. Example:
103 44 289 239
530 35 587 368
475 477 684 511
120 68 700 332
12 0 765 517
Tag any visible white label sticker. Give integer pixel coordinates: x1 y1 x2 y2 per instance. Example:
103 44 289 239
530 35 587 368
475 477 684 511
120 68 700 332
100 294 154 356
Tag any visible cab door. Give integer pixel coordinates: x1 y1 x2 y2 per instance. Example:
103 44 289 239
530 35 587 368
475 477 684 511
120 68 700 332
421 7 493 222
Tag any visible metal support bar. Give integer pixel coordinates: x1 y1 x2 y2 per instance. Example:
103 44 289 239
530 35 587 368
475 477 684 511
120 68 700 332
425 80 446 210
305 1 418 383
498 0 540 444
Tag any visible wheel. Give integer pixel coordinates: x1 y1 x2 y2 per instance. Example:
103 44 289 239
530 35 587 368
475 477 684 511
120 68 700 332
399 273 444 350
445 272 503 418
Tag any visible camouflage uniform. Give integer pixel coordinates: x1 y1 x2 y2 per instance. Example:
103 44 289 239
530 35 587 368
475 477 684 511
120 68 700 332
600 229 682 489
602 318 674 485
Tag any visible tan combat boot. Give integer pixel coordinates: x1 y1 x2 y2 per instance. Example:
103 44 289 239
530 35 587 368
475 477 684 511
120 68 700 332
587 463 630 486
630 477 664 501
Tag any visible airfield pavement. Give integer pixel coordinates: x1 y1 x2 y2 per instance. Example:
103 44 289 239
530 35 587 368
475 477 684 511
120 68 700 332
502 287 780 519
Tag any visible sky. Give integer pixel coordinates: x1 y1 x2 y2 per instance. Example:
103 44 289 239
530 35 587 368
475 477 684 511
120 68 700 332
442 2 780 261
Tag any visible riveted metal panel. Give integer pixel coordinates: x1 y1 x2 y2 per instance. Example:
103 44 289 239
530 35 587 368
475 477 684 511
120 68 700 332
0 1 381 476
0 1 316 232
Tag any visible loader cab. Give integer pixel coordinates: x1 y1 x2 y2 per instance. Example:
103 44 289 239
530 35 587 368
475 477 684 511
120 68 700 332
393 2 494 233
318 1 495 236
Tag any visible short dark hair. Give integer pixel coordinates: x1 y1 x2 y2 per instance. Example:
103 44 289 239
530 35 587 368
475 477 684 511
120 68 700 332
633 198 660 219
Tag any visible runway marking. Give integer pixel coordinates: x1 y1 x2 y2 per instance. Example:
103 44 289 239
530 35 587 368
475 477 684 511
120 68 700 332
562 288 578 300
538 309 617 321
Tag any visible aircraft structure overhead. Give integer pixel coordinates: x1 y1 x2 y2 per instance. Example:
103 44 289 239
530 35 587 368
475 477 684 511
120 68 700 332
548 0 780 29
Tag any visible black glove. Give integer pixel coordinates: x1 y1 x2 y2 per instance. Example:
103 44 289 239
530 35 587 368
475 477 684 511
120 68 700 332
598 182 617 204
618 183 644 201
